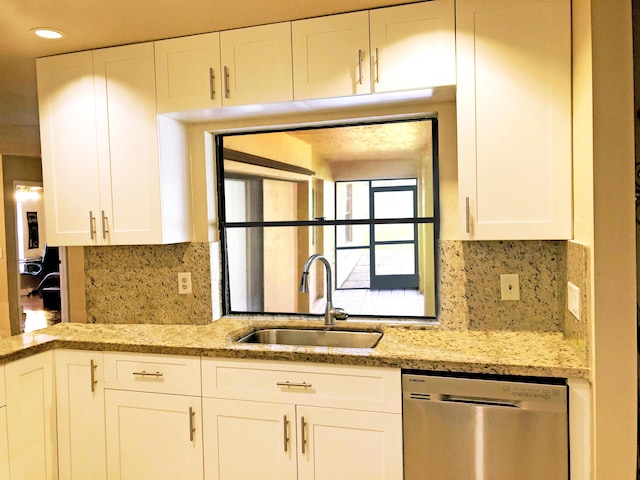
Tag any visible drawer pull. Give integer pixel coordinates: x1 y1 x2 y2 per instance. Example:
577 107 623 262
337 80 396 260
283 415 289 452
189 407 196 442
277 381 312 389
223 65 230 99
90 359 98 392
132 370 164 378
209 67 216 100
89 211 97 240
300 416 307 454
465 196 471 234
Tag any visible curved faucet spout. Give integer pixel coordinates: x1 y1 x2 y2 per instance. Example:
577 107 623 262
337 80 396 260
300 254 347 326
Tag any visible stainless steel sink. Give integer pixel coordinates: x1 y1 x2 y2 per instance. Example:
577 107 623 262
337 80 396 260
236 328 382 349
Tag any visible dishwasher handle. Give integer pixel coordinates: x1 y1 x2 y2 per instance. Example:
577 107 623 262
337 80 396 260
442 395 520 408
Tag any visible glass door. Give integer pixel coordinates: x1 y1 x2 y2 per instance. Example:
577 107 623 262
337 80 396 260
370 181 418 289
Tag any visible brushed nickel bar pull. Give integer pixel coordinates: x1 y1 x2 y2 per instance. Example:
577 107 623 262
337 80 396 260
358 49 364 85
90 359 98 392
223 66 230 99
132 370 164 377
189 407 196 442
276 381 312 389
375 47 380 83
209 67 216 100
283 415 289 452
300 416 307 454
101 210 109 240
465 197 471 234
89 211 96 240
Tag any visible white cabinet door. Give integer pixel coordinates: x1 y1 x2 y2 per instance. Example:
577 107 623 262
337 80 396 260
293 11 370 100
203 398 297 480
36 52 102 246
220 22 293 106
369 0 455 93
456 0 572 240
155 33 222 112
5 351 57 480
56 350 107 480
0 408 9 480
93 43 165 245
297 405 403 480
105 389 203 480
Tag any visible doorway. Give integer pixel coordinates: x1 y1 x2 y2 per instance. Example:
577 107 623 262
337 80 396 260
14 182 61 333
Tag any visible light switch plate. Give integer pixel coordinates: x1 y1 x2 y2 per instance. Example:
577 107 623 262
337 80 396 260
568 281 581 319
500 274 520 301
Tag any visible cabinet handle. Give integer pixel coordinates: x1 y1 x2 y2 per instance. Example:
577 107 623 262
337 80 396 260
189 407 196 442
90 359 98 392
89 211 97 240
375 47 380 84
283 415 289 452
465 197 471 234
223 66 230 99
209 67 216 100
132 370 164 378
358 49 364 85
276 381 312 389
101 210 109 240
300 416 307 454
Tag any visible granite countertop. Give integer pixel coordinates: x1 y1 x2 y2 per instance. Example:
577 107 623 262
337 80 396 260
0 318 589 379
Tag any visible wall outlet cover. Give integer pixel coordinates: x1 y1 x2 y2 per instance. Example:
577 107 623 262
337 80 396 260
178 272 192 295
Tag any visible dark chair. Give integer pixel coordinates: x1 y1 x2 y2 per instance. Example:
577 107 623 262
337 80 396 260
24 245 59 279
27 246 61 311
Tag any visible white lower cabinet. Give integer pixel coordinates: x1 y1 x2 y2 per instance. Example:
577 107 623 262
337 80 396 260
0 365 9 479
103 352 203 480
55 350 106 480
203 398 297 480
105 390 203 479
1 351 402 480
0 407 9 479
202 358 403 480
5 351 58 480
297 405 402 480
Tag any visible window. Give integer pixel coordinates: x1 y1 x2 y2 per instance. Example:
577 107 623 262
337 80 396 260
217 118 438 319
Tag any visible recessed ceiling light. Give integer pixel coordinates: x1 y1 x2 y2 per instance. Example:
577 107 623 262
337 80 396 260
31 28 64 39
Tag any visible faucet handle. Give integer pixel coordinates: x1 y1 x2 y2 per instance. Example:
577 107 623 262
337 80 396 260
332 307 349 321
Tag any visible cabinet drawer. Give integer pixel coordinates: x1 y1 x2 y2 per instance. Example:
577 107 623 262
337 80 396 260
0 366 5 407
103 352 201 396
202 358 400 413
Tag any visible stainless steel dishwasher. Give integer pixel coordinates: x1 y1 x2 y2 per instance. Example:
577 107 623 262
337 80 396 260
402 373 568 480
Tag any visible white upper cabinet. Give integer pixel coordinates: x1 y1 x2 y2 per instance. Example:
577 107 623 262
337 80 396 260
37 51 102 245
292 11 371 100
456 0 572 240
369 0 455 93
37 43 191 246
220 22 293 106
155 33 222 112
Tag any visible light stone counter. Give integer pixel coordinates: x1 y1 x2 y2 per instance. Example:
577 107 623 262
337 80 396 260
0 318 588 379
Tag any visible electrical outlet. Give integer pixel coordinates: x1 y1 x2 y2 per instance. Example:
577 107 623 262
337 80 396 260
567 281 581 319
178 272 192 295
500 274 520 301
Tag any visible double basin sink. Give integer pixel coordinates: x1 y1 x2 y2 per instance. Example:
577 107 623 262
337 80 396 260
236 327 382 349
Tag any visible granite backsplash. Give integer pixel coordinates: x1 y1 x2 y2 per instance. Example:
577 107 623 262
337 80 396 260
84 239 589 357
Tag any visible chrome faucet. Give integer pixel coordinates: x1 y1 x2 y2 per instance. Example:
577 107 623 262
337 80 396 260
299 254 348 327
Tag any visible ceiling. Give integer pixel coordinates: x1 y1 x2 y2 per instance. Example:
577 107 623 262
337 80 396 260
0 0 407 156
287 121 432 163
